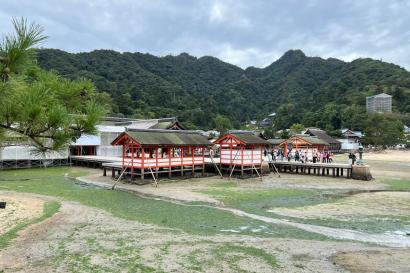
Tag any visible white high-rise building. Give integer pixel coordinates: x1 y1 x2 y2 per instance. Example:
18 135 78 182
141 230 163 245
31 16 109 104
366 93 392 113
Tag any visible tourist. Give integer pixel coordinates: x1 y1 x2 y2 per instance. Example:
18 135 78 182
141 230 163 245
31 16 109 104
300 150 305 163
271 149 276 161
328 152 333 163
295 150 300 162
313 152 318 163
326 152 331 163
348 153 353 165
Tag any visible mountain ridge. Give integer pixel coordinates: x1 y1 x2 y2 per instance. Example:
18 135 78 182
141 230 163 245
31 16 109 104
36 48 410 130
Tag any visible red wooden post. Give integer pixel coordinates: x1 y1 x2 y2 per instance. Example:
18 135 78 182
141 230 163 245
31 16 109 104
192 146 195 165
131 144 134 168
122 143 125 167
251 144 254 165
168 147 171 167
181 146 184 165
141 147 145 169
155 146 158 168
241 145 244 166
229 138 232 166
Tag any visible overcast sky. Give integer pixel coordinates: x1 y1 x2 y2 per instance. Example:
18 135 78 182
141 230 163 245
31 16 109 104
1 0 409 70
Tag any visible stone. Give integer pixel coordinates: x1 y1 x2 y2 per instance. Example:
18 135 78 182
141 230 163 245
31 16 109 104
351 165 373 181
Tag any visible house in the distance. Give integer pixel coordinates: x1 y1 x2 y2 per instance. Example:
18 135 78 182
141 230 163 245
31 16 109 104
337 129 363 151
304 128 341 152
278 135 329 158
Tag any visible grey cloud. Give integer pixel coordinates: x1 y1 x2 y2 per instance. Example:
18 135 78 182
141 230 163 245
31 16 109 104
1 0 409 70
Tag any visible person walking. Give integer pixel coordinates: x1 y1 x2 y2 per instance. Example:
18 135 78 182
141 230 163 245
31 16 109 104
271 149 276 161
300 150 305 163
326 152 330 163
295 150 300 162
328 152 333 163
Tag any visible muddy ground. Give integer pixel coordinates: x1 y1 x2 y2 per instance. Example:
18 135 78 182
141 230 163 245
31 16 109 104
1 196 409 273
269 191 410 220
1 150 409 272
0 192 45 235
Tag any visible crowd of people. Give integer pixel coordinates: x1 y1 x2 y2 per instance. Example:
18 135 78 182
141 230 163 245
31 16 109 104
264 148 340 164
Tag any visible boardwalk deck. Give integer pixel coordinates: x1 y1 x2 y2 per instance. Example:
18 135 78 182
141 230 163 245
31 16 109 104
69 155 352 179
269 161 352 178
70 155 221 180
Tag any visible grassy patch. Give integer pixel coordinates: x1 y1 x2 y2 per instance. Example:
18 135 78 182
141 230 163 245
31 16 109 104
212 181 239 188
184 242 277 272
382 179 410 190
286 215 410 233
0 201 60 249
198 185 410 233
0 167 88 180
215 243 277 270
197 187 341 217
0 167 326 240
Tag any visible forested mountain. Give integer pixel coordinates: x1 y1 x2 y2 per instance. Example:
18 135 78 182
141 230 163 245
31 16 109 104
36 49 410 131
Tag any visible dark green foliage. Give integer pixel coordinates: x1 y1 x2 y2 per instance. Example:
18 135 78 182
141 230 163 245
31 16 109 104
37 49 410 131
0 18 106 152
363 114 405 146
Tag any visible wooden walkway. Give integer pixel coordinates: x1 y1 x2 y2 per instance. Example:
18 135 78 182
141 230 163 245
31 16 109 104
69 155 353 179
70 155 221 180
269 161 352 178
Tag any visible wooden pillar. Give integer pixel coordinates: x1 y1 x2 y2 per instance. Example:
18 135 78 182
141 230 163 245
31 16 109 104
341 168 344 177
168 147 172 178
103 168 107 176
229 140 233 172
122 144 125 167
130 145 134 180
192 146 195 176
251 145 254 175
202 147 205 176
141 148 145 180
259 145 263 175
241 146 244 177
155 147 159 179
111 169 115 178
181 147 184 176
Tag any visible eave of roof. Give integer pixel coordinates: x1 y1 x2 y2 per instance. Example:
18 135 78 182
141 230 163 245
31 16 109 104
267 139 285 145
305 129 340 144
111 129 211 146
216 133 270 145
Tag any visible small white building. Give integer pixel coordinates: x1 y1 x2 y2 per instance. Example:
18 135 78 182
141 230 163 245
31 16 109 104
337 129 363 151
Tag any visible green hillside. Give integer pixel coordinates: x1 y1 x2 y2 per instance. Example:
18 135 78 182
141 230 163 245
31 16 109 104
36 49 410 131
